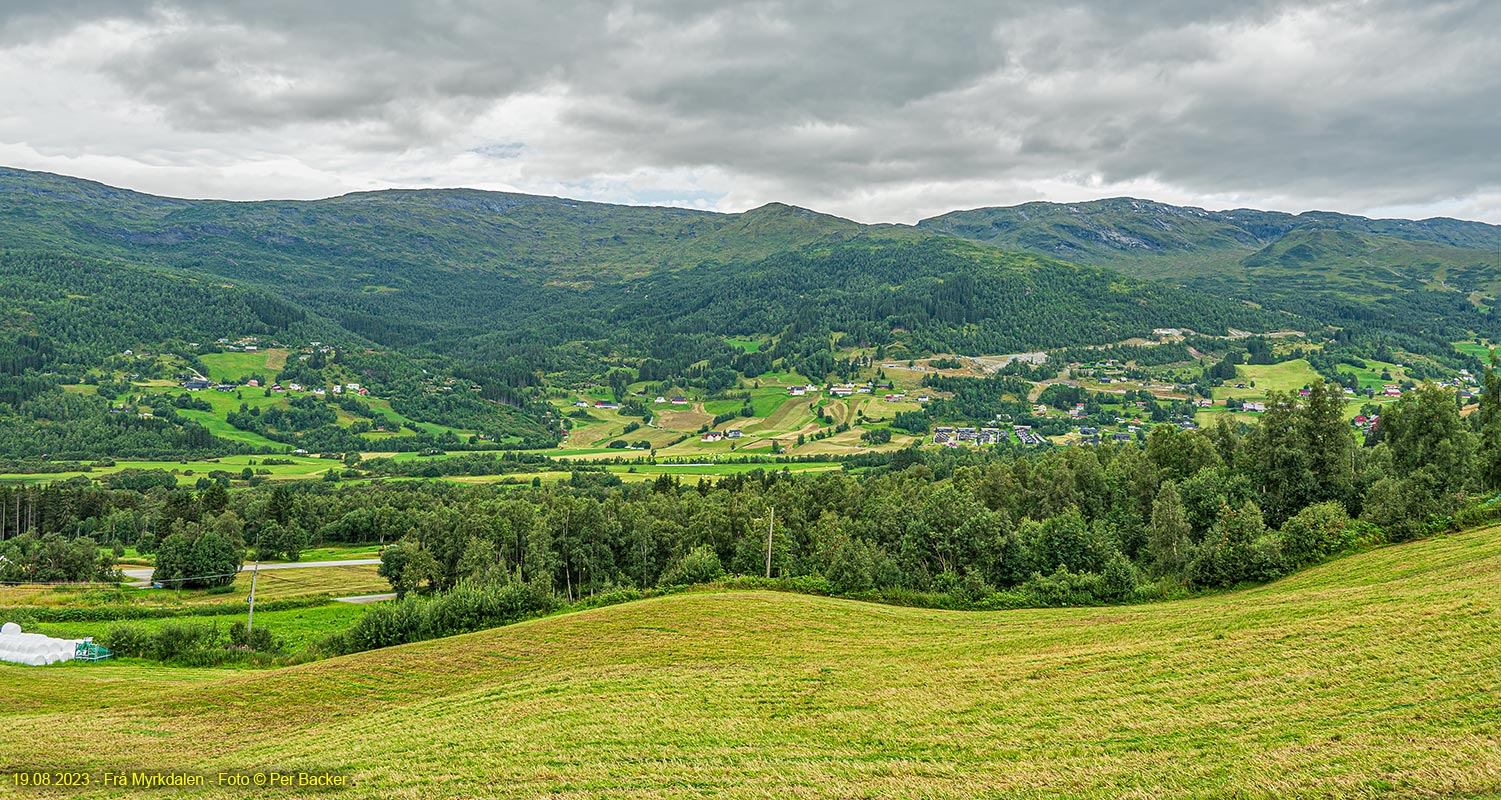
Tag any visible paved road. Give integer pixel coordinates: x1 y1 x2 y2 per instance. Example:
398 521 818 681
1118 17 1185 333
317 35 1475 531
333 593 398 604
122 558 383 584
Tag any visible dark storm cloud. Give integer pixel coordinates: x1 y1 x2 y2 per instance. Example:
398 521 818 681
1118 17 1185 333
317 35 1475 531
0 0 1496 222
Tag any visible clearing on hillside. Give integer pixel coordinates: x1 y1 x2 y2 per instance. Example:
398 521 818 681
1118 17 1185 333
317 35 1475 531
4 526 1500 798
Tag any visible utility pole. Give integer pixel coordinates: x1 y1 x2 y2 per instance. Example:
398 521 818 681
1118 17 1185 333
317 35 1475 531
247 530 261 636
765 506 774 579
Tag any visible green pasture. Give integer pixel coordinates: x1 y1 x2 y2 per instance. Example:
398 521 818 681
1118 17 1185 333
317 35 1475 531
0 455 341 486
1212 358 1322 401
1336 358 1412 391
725 338 764 353
1452 340 1493 360
197 349 287 382
5 524 1500 797
29 603 366 653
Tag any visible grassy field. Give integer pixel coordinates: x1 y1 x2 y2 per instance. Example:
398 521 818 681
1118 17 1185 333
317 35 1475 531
197 349 288 382
217 564 387 603
0 455 341 486
176 408 286 449
1453 340 1493 360
27 603 367 653
537 381 892 461
0 560 384 609
1213 358 1323 402
131 372 480 450
285 544 386 563
1336 358 1413 391
725 338 764 353
358 397 475 440
4 525 1500 797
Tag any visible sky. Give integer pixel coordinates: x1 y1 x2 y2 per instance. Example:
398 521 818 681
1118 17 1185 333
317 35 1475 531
0 0 1497 224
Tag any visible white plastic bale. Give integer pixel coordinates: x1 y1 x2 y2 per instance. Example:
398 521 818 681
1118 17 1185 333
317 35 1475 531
0 625 80 665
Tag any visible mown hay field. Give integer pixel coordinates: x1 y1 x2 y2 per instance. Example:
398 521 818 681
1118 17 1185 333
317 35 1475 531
3 526 1500 798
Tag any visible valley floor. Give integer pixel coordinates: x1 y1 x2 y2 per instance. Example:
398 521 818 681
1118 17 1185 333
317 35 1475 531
4 527 1501 798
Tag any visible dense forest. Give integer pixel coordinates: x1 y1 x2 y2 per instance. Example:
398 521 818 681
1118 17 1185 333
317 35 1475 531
7 379 1498 624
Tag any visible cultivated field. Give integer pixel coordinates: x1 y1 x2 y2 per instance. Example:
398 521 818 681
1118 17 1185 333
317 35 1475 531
4 525 1499 798
198 349 289 383
1212 359 1322 402
0 455 340 486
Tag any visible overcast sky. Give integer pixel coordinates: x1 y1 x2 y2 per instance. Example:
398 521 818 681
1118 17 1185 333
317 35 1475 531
0 0 1497 224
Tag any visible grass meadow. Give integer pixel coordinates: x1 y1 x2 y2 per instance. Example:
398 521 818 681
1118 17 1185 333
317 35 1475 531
1452 340 1493 360
197 349 288 383
1212 359 1323 402
3 524 1499 797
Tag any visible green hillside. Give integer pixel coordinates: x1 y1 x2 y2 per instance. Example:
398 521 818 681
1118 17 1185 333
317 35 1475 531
1241 228 1501 300
4 167 1498 462
7 525 1501 798
921 197 1501 353
919 197 1501 271
0 168 1263 358
919 197 1267 267
0 167 888 284
0 169 1303 460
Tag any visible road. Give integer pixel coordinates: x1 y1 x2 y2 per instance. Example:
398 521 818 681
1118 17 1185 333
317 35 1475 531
333 593 398 604
121 558 383 584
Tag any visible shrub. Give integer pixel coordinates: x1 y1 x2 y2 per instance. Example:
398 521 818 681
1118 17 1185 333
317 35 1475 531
1098 550 1139 601
660 545 724 586
325 580 559 656
332 598 427 653
228 620 278 652
1278 501 1354 568
1019 566 1105 607
100 623 153 658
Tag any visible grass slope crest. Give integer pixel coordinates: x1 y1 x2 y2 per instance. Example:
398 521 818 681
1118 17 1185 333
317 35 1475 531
4 525 1500 798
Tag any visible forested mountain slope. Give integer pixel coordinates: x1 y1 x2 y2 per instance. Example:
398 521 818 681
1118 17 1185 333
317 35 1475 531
0 168 1283 371
4 167 1497 458
921 197 1501 352
0 168 1300 457
0 166 887 284
919 197 1500 272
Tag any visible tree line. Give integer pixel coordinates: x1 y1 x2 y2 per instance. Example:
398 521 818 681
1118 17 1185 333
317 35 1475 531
8 376 1501 612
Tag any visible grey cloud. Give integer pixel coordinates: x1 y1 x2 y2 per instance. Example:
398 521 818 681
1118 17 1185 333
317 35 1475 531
0 0 1496 223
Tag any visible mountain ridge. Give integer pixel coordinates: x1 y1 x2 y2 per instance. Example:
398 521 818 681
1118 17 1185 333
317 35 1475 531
920 195 1500 255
